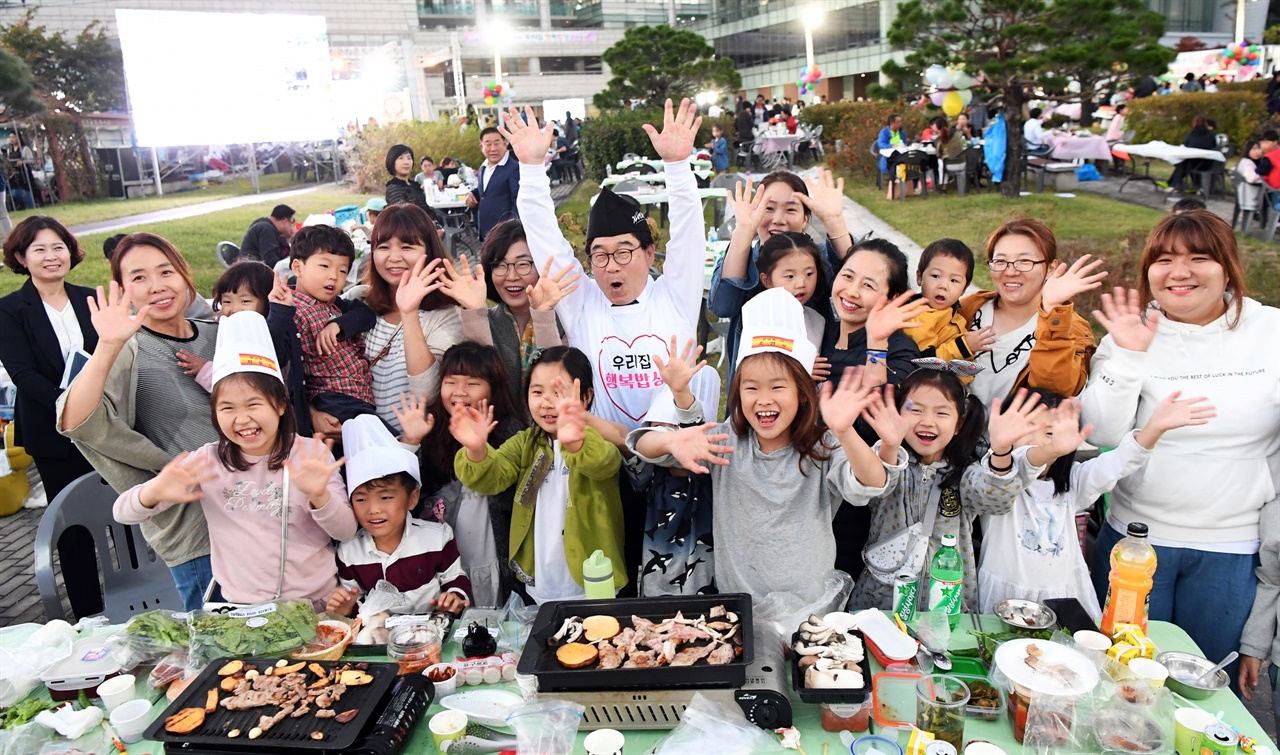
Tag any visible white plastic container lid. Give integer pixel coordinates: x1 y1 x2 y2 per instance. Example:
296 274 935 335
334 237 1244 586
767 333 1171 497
40 637 121 691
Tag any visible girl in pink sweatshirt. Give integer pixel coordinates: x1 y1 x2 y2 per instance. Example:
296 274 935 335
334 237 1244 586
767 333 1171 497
114 311 357 611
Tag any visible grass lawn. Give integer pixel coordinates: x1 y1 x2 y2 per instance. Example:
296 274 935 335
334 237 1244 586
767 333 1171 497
9 173 302 229
0 186 375 298
843 182 1280 315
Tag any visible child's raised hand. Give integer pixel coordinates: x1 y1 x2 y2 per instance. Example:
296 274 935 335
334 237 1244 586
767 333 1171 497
653 336 706 396
663 423 734 474
550 377 587 449
1044 399 1094 458
862 384 910 448
395 256 445 315
1136 390 1216 449
439 255 488 311
865 292 931 344
963 325 997 354
449 400 497 455
326 587 358 617
431 591 469 616
819 366 880 432
393 392 436 446
287 435 345 506
1092 287 1159 353
88 281 149 347
527 258 582 312
988 389 1049 454
139 452 217 508
175 349 209 377
269 271 293 307
498 106 556 165
314 322 342 356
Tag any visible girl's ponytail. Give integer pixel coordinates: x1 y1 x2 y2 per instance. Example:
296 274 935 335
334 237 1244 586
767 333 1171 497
941 393 987 488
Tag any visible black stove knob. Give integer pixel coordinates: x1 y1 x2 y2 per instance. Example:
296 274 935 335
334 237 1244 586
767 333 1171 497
747 698 782 728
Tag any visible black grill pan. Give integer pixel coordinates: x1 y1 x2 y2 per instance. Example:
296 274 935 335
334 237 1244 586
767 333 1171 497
143 657 398 752
517 594 754 692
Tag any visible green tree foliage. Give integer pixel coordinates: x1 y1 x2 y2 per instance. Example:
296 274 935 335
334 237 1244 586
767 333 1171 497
594 26 741 110
0 9 126 114
577 107 732 182
0 46 43 119
882 0 1173 197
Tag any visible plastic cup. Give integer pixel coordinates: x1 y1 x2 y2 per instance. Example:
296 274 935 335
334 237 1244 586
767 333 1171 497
1128 658 1169 689
109 698 153 744
1074 630 1113 652
916 674 969 751
583 728 626 755
429 709 468 750
96 673 136 713
1174 707 1217 755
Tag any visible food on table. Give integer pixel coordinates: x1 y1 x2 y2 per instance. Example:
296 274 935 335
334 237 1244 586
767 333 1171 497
292 621 357 661
204 689 218 713
122 610 191 651
218 660 244 677
339 670 373 686
549 606 744 671
794 614 866 690
966 680 1002 721
188 601 319 669
167 676 194 702
919 701 965 749
386 623 444 675
1024 644 1080 688
354 612 390 646
335 708 359 723
555 642 600 669
273 662 306 677
0 698 57 729
427 665 456 683
164 707 206 734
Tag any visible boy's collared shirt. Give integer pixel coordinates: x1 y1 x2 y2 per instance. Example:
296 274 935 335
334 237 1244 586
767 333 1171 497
336 514 471 612
293 289 374 404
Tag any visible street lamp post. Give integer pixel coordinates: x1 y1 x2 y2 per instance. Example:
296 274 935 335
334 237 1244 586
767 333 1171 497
485 18 510 108
802 4 824 103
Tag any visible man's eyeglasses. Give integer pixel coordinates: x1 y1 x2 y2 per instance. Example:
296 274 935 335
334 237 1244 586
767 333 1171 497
988 258 1048 272
589 248 638 268
492 260 535 276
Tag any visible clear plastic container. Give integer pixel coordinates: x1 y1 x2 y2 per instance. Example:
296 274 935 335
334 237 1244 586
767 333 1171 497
820 700 870 733
949 673 1006 722
916 674 969 751
386 621 443 675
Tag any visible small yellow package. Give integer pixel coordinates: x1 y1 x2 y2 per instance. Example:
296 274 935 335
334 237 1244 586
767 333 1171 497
906 727 936 755
1107 642 1141 664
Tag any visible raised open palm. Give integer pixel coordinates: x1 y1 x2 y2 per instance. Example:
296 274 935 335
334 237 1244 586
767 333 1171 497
818 366 880 431
663 423 734 474
1041 254 1108 309
450 401 497 454
498 106 555 165
796 167 846 225
652 336 706 397
865 292 931 344
1092 287 1159 352
396 257 444 315
287 436 345 501
439 255 488 311
642 98 702 163
988 389 1049 453
89 281 149 346
527 258 582 311
141 452 217 507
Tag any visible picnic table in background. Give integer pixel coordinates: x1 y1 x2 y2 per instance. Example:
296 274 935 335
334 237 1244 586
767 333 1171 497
1111 140 1225 191
612 158 714 173
1045 132 1114 162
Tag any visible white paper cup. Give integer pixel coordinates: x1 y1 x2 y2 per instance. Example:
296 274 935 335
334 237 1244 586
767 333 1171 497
1074 630 1113 652
109 698 153 744
1174 707 1217 755
423 663 458 696
429 709 468 750
1129 658 1170 688
584 728 626 755
96 674 136 713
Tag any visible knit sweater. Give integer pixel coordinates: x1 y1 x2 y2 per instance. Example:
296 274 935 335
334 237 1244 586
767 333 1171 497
1079 297 1280 546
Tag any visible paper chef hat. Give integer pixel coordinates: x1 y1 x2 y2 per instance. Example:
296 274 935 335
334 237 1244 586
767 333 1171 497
736 287 818 373
645 365 724 426
342 414 422 494
212 311 284 387
585 188 649 251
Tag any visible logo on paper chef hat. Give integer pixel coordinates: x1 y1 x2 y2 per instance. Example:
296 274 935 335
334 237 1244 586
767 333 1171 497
341 414 422 494
645 366 724 426
211 311 283 387
736 287 817 373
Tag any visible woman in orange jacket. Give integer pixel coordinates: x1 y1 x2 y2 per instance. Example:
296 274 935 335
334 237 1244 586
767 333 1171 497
956 218 1104 408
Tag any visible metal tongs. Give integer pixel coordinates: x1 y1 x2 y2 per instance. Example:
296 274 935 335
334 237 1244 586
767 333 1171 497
897 613 952 671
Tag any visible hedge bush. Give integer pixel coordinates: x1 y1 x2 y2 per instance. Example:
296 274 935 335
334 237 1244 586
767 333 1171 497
798 103 862 142
824 101 931 177
578 108 733 182
1217 78 1268 93
1126 91 1266 146
349 120 485 194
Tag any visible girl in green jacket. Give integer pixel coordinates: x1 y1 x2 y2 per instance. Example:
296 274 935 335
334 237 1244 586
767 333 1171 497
453 346 626 603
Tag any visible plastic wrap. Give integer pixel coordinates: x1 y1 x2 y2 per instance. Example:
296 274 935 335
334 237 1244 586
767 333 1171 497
1023 692 1086 755
653 692 775 755
147 650 188 690
187 600 318 670
0 622 75 707
754 570 854 642
0 721 55 755
505 699 585 755
497 591 537 652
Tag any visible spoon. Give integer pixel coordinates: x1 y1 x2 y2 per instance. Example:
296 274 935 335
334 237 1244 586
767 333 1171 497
903 623 952 671
1195 651 1238 685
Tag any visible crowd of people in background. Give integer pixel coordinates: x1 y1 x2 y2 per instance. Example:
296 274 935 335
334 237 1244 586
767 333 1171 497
0 97 1277 719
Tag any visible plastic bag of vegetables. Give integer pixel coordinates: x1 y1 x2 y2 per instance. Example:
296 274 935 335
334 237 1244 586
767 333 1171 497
187 601 318 671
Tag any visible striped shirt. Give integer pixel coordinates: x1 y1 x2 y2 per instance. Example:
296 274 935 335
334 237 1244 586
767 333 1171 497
360 305 464 433
336 515 472 612
134 322 221 455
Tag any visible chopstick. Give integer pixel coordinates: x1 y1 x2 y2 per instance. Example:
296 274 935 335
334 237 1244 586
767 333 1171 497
102 720 128 754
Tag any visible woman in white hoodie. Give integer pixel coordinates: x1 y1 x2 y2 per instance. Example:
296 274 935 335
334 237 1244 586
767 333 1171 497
1080 210 1280 691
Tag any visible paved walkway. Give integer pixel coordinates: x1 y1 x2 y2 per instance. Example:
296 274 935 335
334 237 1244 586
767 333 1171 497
68 184 325 237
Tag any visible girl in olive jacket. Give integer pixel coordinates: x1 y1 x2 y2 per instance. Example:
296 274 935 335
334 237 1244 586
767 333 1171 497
453 347 626 603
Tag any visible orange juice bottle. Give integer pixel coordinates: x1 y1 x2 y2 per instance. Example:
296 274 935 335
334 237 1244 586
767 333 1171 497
1101 522 1157 636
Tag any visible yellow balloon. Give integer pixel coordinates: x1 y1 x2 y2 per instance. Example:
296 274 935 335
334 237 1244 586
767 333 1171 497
942 91 964 117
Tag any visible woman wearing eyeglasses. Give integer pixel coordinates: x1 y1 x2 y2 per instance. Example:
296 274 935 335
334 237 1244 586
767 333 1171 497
957 218 1105 409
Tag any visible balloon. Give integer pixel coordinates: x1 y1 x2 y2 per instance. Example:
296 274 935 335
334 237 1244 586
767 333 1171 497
930 91 948 107
485 96 496 105
942 90 963 116
935 70 954 89
925 64 946 85
951 70 973 89
958 88 973 105
493 84 503 94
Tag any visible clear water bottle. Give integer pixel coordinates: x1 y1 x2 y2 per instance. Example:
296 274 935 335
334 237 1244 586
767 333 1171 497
708 227 719 245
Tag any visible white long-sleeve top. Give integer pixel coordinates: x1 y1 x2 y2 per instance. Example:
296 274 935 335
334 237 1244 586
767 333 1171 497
978 431 1154 620
1079 297 1280 548
516 160 705 429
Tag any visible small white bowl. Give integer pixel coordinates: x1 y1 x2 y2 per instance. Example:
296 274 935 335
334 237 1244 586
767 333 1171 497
1074 630 1113 653
109 698 153 744
96 673 136 713
1128 657 1170 688
424 662 458 696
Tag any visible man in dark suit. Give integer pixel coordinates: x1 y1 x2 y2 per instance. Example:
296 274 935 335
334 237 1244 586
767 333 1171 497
465 127 519 239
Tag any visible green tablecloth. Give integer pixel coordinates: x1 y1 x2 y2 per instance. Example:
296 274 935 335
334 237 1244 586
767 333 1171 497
19 616 1280 754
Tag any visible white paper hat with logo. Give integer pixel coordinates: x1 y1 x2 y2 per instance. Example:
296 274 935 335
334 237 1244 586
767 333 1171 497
342 414 422 494
735 287 817 373
211 311 284 387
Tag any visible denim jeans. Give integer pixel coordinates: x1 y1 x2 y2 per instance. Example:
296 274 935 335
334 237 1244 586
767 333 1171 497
169 555 214 611
1092 523 1257 695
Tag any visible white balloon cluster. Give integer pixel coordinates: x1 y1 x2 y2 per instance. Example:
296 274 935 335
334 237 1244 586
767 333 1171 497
925 64 974 116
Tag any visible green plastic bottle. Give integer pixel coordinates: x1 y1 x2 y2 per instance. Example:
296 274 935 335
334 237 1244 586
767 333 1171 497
582 550 615 600
927 533 964 629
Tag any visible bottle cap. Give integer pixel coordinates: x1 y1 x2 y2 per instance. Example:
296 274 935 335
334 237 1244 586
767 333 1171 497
1126 522 1149 538
583 549 613 583
940 533 957 546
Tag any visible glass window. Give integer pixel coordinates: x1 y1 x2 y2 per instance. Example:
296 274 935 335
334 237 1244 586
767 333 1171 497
540 56 604 73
